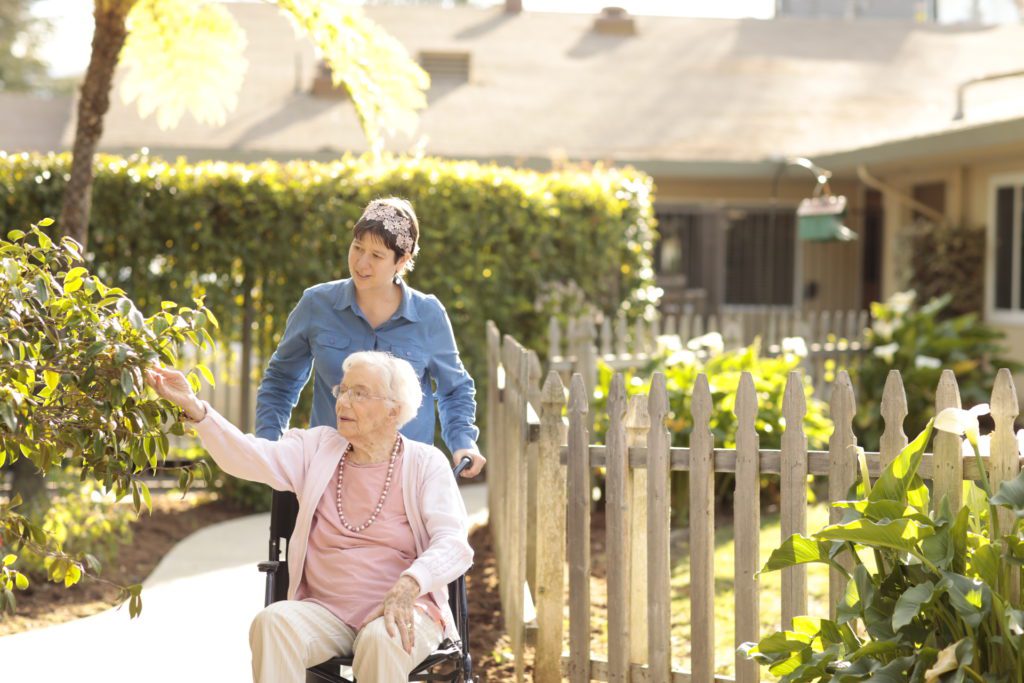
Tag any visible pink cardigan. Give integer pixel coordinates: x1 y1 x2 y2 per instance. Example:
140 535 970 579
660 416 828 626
192 403 474 642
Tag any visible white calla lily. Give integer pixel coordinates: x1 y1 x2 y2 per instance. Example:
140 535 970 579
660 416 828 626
781 336 809 358
934 404 990 445
872 342 899 364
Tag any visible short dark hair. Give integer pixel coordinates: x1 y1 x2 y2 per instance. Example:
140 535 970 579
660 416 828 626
352 197 420 271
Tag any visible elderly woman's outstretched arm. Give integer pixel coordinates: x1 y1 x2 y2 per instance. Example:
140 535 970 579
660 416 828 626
146 366 312 493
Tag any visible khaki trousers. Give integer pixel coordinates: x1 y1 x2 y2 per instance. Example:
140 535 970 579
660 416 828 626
249 600 443 683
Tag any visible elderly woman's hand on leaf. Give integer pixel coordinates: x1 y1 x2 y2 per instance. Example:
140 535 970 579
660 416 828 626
364 575 421 654
145 366 206 421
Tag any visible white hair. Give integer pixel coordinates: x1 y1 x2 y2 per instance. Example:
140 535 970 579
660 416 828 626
341 351 422 427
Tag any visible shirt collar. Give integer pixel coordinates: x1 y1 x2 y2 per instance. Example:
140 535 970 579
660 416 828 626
336 277 420 323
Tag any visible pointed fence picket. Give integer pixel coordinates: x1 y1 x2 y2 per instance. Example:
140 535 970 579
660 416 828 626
486 320 1024 683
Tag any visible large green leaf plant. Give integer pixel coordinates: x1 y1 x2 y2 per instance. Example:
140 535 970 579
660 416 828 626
0 220 216 617
743 408 1024 682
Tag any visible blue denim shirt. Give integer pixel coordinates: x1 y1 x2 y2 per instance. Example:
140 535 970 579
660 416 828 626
254 278 479 452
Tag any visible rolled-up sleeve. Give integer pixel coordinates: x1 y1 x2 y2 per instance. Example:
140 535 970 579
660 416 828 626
254 292 314 440
425 300 479 454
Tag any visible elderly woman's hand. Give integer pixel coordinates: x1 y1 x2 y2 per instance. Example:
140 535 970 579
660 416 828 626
145 366 206 421
366 575 421 653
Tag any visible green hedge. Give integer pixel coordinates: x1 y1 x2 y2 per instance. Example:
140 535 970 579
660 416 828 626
0 152 656 424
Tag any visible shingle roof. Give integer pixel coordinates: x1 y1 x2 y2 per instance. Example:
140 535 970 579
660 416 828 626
18 5 1024 168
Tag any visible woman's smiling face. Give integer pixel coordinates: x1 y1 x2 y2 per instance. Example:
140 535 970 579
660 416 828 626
348 234 405 290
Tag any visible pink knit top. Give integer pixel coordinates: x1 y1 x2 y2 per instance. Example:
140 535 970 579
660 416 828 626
295 449 442 630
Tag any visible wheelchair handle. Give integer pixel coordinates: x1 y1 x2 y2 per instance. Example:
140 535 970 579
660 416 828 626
453 455 474 478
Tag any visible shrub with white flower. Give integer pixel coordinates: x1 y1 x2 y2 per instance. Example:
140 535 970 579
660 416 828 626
854 291 1019 450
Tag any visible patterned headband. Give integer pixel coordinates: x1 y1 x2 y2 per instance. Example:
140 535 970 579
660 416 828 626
361 202 416 255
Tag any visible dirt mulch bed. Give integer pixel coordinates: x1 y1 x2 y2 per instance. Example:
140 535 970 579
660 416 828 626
0 494 250 636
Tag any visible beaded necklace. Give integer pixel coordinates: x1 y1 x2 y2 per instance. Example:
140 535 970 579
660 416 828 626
335 435 401 533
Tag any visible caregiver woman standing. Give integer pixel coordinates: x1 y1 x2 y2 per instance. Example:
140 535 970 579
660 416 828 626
255 197 485 477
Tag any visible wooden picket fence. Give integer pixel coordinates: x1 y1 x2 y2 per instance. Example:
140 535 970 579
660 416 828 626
487 319 1022 683
549 307 868 399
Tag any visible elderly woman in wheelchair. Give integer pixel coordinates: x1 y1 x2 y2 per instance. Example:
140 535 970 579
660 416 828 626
146 350 473 682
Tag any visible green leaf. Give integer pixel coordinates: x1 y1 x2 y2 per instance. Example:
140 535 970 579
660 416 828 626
760 534 838 573
196 363 215 387
2 554 15 567
37 217 54 227
63 266 87 284
969 542 1001 587
991 469 1024 517
892 581 935 631
14 572 28 590
128 307 145 331
939 572 991 629
869 419 932 504
816 517 935 553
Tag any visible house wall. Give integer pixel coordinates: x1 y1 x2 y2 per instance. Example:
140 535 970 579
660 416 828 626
652 176 865 312
869 142 1024 366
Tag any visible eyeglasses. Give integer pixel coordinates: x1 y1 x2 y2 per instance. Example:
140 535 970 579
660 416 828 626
331 385 393 403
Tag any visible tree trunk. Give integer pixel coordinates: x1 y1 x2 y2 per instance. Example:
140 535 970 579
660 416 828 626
58 1 135 248
15 1 135 520
8 458 49 523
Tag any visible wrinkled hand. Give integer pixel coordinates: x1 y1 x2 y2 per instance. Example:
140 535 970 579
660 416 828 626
454 448 486 478
365 575 421 653
144 366 204 421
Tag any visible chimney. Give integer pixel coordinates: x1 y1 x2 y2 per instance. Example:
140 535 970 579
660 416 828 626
505 0 522 13
593 7 637 36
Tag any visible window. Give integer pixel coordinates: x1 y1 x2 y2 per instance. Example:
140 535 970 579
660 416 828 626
724 208 795 306
991 182 1024 314
654 206 795 312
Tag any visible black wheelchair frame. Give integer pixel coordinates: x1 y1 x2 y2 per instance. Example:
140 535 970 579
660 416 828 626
257 456 474 683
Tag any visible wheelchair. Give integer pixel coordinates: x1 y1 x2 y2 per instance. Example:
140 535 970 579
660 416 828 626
257 456 475 683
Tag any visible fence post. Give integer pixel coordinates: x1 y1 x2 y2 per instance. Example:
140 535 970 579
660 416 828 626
606 374 631 682
512 341 530 683
690 374 716 682
878 370 908 471
780 371 808 629
486 321 503 601
567 374 591 683
827 371 858 620
615 312 629 356
735 373 761 683
933 370 963 513
627 395 650 671
647 374 672 683
535 371 568 683
526 350 542 602
573 316 598 396
990 369 1021 607
548 316 562 359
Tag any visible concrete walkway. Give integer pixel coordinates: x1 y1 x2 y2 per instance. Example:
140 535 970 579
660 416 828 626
0 483 488 682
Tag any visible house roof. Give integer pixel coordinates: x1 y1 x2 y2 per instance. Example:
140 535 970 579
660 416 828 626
7 5 1024 174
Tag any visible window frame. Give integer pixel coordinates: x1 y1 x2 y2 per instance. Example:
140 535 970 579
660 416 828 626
986 172 1024 325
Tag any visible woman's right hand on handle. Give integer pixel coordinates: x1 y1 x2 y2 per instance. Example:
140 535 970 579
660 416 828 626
145 366 206 421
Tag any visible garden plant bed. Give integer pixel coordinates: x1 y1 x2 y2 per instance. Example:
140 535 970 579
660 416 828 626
0 494 248 637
